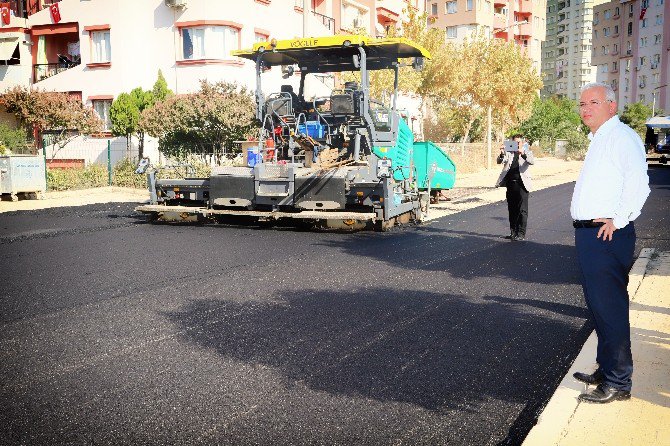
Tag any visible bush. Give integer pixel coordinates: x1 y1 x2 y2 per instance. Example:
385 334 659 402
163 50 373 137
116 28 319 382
0 122 29 153
47 164 107 191
112 157 147 188
565 130 590 160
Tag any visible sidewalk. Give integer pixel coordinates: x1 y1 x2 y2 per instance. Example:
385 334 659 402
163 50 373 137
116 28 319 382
523 248 670 446
0 186 149 213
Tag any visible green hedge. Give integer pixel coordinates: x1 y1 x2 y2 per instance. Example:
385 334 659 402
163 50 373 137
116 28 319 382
47 158 145 191
46 157 212 191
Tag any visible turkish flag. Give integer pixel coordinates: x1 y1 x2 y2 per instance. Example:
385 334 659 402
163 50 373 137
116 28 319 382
0 3 10 26
640 7 647 20
50 2 61 23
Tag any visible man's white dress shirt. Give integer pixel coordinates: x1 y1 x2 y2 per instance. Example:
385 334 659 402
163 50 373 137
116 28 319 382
570 115 650 229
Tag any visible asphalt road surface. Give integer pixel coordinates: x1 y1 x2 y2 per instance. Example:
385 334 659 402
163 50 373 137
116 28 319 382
1 165 669 446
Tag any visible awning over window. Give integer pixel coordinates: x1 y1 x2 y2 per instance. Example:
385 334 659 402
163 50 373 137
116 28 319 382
0 36 19 62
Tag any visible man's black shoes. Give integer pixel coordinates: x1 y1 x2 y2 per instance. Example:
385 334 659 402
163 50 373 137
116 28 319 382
573 369 605 385
578 384 631 404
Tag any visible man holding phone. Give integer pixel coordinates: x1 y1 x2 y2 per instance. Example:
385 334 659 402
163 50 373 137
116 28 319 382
495 134 534 241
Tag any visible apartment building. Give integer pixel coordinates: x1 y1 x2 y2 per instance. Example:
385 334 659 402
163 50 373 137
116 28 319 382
541 0 608 100
0 0 423 132
425 0 547 73
592 0 668 112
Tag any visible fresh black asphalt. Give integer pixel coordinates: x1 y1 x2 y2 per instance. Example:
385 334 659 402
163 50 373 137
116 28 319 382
1 165 669 445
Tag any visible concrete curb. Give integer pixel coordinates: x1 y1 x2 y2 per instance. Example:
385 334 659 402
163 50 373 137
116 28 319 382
522 247 657 446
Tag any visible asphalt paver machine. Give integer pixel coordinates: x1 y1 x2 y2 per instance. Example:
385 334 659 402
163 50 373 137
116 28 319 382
136 35 455 230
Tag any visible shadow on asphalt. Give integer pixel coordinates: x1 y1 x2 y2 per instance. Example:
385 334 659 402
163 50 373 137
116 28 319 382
165 286 591 444
312 227 581 286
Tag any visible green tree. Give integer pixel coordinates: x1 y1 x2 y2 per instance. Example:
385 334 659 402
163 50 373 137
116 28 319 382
152 69 173 102
140 80 256 157
620 101 653 139
109 72 173 159
110 92 139 152
515 96 583 146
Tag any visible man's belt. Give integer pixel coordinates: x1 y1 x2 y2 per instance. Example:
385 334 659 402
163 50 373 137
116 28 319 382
573 219 606 228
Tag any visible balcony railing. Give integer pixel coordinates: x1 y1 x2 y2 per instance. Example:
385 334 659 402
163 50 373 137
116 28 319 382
33 59 80 83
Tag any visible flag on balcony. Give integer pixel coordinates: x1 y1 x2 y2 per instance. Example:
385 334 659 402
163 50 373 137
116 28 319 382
50 2 61 24
639 8 647 20
0 3 10 26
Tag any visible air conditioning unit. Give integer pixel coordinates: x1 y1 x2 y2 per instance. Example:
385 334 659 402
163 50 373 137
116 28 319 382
639 82 646 88
165 0 187 8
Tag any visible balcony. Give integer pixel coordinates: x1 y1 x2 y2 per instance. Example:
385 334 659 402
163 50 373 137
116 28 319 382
517 23 532 37
518 0 533 14
493 13 507 30
30 25 80 83
8 0 61 19
33 58 80 82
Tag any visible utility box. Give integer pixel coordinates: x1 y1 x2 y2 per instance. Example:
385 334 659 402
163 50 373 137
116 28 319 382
0 155 46 201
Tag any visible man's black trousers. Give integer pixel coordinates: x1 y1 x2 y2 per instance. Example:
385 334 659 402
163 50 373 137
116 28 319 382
505 178 528 237
575 223 635 391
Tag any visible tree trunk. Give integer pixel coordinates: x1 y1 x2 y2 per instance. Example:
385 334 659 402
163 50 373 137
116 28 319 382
461 119 475 156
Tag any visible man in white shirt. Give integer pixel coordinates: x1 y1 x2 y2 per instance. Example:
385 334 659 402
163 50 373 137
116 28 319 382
570 82 650 403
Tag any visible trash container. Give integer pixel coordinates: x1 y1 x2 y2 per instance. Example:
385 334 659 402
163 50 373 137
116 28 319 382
0 155 46 201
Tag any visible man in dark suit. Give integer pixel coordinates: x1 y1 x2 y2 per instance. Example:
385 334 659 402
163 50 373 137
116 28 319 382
495 134 534 241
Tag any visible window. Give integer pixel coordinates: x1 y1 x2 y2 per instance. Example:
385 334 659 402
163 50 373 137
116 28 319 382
614 7 620 16
600 64 608 73
654 34 662 44
614 25 618 35
640 37 648 46
612 61 617 71
641 0 649 7
467 0 473 11
446 1 457 14
181 25 239 60
604 10 610 19
641 18 648 28
92 100 112 131
255 32 268 43
603 27 609 36
639 56 647 67
431 3 437 15
627 22 632 35
446 26 457 38
91 30 111 63
613 44 618 53
656 15 663 25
